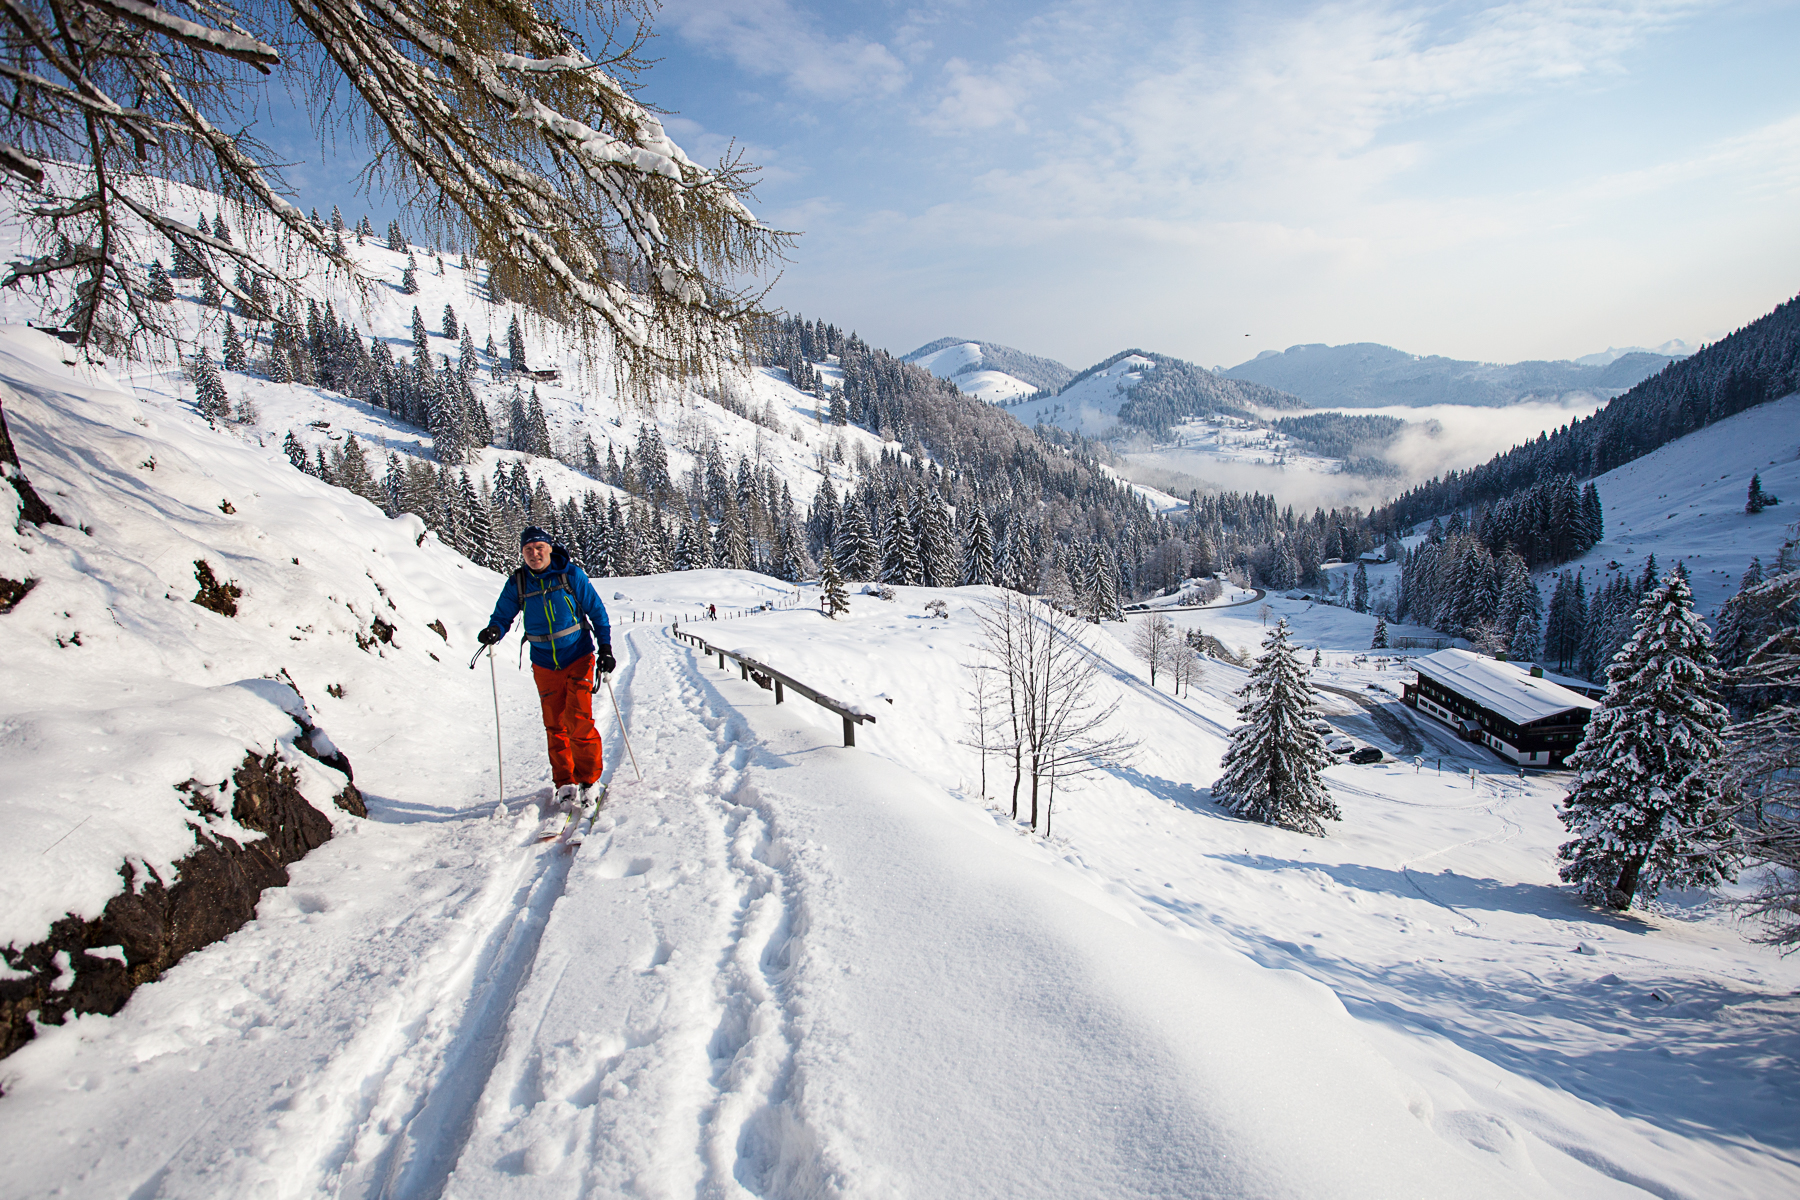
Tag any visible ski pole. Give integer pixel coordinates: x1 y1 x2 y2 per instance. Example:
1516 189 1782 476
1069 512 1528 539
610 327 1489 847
468 643 506 806
490 648 505 807
604 671 642 781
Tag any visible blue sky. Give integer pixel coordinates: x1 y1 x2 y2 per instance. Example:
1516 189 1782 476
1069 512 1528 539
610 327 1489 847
274 0 1800 372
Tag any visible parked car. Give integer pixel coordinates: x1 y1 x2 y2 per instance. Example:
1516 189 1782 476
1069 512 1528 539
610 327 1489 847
1323 733 1355 754
1348 746 1383 765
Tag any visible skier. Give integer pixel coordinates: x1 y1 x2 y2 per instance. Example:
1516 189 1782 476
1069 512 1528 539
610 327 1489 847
478 526 615 810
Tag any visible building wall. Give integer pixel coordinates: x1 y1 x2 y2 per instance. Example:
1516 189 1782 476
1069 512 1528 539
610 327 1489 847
1404 673 1589 767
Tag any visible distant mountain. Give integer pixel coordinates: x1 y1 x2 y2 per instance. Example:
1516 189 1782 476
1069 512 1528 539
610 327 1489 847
1222 342 1682 409
902 338 1075 404
1008 348 1305 438
1574 340 1697 367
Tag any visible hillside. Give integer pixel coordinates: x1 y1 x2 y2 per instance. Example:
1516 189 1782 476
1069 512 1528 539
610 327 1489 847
1567 392 1800 617
1224 342 1680 408
901 337 1074 403
1009 347 1304 438
5 321 1798 1195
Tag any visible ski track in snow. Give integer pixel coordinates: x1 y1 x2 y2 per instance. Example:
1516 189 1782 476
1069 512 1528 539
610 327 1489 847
421 624 825 1200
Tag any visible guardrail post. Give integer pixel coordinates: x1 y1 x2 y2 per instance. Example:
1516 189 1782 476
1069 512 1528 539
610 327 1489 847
740 662 748 681
775 680 785 704
843 715 855 747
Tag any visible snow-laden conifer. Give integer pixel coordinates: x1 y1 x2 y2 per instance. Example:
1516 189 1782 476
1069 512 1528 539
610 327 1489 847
192 349 228 423
147 260 174 303
821 547 850 618
222 319 246 372
964 503 996 587
508 315 528 374
1370 615 1389 650
1557 570 1737 909
834 502 878 580
880 501 922 586
1213 619 1340 836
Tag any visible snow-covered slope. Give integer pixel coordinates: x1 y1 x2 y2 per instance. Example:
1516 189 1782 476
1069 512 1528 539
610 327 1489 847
901 337 1073 404
0 184 886 561
1563 391 1800 614
1007 352 1157 434
4 319 1798 1194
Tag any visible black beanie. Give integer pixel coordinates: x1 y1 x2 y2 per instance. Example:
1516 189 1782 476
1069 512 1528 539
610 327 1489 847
520 525 552 548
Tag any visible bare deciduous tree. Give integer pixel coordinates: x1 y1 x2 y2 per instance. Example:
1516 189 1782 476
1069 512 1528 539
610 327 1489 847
1166 641 1203 698
973 591 1136 834
1131 611 1178 689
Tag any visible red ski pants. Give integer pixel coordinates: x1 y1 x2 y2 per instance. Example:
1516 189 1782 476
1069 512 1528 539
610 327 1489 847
532 653 603 787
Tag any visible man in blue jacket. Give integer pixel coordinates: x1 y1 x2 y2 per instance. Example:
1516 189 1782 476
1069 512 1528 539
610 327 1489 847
479 526 615 809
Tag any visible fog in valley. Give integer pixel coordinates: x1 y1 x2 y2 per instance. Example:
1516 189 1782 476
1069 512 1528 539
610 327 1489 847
1117 395 1609 513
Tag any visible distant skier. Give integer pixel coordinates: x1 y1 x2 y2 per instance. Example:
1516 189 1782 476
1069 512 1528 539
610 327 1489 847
708 603 716 620
478 526 614 809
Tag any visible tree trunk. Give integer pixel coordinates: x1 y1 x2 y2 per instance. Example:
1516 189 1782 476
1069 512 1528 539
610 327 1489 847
1029 754 1041 829
0 395 60 528
1009 744 1022 819
1611 854 1646 909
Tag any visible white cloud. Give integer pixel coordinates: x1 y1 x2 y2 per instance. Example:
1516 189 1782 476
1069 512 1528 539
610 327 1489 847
661 0 909 100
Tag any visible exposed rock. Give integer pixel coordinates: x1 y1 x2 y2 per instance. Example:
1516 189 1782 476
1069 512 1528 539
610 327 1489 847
0 575 35 613
191 558 242 617
0 747 348 1064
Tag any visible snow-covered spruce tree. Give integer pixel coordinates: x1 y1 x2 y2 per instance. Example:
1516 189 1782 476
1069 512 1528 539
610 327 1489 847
402 255 420 295
1747 473 1771 514
443 304 458 342
1370 615 1389 650
222 319 246 372
1557 571 1737 910
508 315 528 374
1213 619 1340 836
0 0 782 401
880 501 922 586
834 502 878 580
821 547 850 618
147 260 175 303
964 502 996 586
192 349 229 424
1353 560 1369 613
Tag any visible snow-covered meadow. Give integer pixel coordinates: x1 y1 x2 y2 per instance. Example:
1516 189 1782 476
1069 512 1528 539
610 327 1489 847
4 311 1798 1196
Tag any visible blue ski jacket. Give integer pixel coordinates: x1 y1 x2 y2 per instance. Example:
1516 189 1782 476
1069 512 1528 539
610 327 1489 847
487 546 612 671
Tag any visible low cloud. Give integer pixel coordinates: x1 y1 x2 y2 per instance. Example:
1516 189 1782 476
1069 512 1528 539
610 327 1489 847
1116 396 1608 512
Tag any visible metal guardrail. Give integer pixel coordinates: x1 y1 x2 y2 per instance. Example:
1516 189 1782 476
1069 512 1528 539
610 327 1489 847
672 626 877 747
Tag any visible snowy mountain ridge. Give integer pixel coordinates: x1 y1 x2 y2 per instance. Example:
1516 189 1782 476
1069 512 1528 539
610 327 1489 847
900 336 1074 404
1224 341 1683 409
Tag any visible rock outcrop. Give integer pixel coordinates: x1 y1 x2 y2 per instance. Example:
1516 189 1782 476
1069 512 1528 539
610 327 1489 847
0 745 361 1064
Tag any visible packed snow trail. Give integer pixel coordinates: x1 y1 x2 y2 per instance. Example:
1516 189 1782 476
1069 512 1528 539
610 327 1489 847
433 623 1529 1199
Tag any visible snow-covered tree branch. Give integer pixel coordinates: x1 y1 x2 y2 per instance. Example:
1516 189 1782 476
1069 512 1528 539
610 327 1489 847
0 0 785 393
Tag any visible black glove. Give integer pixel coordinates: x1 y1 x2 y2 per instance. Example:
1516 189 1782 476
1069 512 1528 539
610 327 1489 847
478 625 503 646
597 644 617 675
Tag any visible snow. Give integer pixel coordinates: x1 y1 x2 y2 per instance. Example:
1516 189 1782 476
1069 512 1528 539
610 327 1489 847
2 323 1798 1195
1009 354 1154 435
1564 391 1800 616
1412 648 1598 726
1 189 1798 1196
900 338 1063 404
